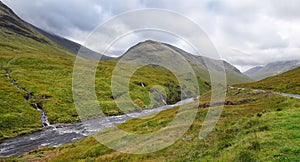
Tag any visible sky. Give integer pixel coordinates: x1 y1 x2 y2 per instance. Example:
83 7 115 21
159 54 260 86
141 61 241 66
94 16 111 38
3 0 300 72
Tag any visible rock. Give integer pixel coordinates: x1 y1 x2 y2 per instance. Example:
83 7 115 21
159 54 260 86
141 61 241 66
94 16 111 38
133 81 147 87
182 136 193 141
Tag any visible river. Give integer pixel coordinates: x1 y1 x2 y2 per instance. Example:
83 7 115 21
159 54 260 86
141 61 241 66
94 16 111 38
0 98 195 157
1 86 299 157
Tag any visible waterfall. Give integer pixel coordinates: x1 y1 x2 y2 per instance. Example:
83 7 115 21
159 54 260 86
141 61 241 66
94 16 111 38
182 90 187 98
31 103 51 127
5 70 51 127
160 94 167 105
141 82 145 87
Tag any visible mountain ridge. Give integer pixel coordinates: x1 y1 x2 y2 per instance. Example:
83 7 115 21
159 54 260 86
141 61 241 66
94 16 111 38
123 40 252 84
238 66 300 94
244 60 300 81
0 1 113 60
0 1 250 83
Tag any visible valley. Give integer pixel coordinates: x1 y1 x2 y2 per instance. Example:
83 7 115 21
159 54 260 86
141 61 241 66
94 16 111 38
0 1 299 161
9 88 300 161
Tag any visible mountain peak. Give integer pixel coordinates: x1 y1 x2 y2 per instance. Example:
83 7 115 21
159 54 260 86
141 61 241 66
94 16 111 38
143 39 161 44
135 40 163 47
121 40 251 84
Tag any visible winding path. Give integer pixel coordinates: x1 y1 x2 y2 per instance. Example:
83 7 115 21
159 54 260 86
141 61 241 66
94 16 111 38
230 86 300 99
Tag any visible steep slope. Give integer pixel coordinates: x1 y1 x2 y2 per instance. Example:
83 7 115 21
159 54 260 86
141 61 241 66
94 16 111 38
244 60 300 81
0 2 211 139
244 66 263 76
0 1 49 44
31 25 114 60
0 1 112 60
238 66 300 94
122 40 252 85
0 1 249 140
0 1 77 138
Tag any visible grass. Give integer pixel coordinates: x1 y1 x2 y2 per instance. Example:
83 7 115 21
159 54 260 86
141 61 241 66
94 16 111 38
12 88 300 161
0 26 212 139
237 66 300 95
0 7 251 140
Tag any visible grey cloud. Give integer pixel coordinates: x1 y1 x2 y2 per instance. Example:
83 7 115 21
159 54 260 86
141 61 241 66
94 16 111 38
269 0 300 20
2 0 300 71
3 0 104 37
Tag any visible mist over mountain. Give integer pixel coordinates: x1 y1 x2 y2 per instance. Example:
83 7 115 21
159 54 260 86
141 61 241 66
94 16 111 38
244 60 300 81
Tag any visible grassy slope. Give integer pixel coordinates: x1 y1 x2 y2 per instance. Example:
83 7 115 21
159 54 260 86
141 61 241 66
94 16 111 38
0 27 76 139
0 28 211 139
14 88 300 161
237 66 300 94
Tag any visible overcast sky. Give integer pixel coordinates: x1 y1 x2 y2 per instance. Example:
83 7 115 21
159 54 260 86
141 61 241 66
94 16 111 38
3 0 300 71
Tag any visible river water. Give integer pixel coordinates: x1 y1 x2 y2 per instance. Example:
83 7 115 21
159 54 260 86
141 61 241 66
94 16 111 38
280 93 300 99
1 86 299 157
0 98 195 157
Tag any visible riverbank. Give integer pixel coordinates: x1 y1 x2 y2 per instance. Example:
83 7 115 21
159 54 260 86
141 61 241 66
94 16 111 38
0 98 196 157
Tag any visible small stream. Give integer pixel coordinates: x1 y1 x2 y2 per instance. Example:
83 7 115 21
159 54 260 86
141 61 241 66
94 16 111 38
0 97 196 157
5 70 51 127
2 82 299 158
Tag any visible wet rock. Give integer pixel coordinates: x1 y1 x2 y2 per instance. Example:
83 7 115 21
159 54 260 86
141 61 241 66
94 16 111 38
186 91 192 96
224 100 235 105
41 94 52 99
133 81 146 87
110 92 126 100
24 92 34 100
182 136 193 141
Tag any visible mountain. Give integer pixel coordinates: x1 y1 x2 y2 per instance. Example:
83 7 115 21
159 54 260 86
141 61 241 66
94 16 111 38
0 1 209 139
0 1 49 44
0 0 249 84
244 60 300 81
238 66 300 94
244 66 263 76
122 40 252 85
0 1 249 140
0 1 112 60
30 25 113 60
0 0 79 138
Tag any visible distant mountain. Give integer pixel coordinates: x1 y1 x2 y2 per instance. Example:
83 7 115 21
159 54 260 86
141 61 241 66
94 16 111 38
122 40 252 85
244 66 263 76
244 60 300 81
238 66 300 95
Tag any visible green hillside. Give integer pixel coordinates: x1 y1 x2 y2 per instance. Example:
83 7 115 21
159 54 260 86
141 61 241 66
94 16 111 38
0 1 251 140
237 66 300 94
0 1 211 139
14 88 300 161
0 31 210 139
0 2 247 139
126 40 252 85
